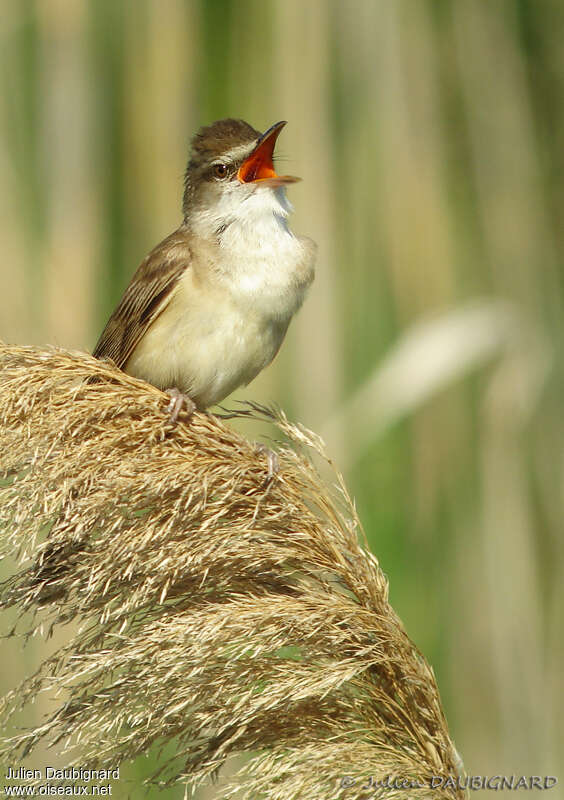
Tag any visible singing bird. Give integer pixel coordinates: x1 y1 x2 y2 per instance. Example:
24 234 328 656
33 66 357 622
93 119 316 419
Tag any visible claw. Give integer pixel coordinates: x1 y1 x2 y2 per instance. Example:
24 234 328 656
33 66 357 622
255 443 279 482
165 388 196 424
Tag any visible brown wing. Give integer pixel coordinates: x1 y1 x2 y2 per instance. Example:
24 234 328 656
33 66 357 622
93 229 191 369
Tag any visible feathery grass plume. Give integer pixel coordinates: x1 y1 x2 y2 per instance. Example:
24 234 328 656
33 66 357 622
0 342 466 799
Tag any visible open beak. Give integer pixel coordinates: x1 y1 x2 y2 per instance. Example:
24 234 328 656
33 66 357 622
237 121 300 187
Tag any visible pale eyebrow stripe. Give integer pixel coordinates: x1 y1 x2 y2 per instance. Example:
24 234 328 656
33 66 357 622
216 141 258 164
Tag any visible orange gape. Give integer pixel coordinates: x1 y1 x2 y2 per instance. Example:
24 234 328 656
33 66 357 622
237 121 284 183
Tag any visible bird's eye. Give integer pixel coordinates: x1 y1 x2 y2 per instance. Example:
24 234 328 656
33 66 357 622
213 163 229 179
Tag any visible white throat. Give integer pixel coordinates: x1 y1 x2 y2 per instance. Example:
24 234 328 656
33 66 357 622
190 182 293 243
190 184 308 320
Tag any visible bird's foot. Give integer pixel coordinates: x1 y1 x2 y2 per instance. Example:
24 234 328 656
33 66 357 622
165 388 196 424
255 443 279 483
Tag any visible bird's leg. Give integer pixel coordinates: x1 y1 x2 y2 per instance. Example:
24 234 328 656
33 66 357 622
165 388 196 424
255 443 280 482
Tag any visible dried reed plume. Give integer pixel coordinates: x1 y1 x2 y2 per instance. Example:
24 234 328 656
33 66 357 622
0 342 465 799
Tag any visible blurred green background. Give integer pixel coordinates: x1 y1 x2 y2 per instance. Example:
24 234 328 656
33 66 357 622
1 0 563 796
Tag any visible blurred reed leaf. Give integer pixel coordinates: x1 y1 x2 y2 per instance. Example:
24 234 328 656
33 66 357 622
324 300 551 469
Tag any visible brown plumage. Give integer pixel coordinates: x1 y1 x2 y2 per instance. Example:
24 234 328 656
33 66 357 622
93 231 191 371
186 118 259 168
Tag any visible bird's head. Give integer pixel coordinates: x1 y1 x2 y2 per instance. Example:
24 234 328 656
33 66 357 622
182 119 299 235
